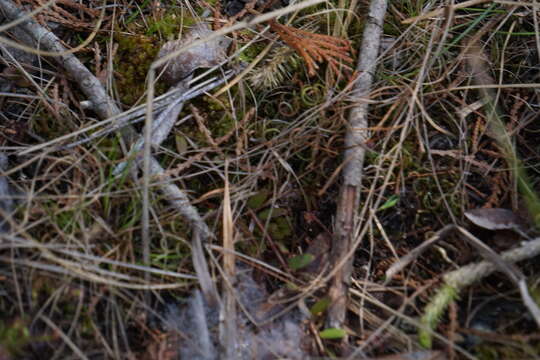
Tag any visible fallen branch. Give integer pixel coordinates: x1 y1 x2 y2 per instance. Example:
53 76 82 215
16 73 234 155
0 0 219 302
64 73 236 150
327 0 388 331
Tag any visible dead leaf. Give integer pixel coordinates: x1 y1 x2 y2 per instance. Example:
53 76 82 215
465 208 525 231
156 22 231 85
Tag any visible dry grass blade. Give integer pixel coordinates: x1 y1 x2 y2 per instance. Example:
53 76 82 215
384 225 455 285
39 315 88 360
401 0 491 24
220 161 237 359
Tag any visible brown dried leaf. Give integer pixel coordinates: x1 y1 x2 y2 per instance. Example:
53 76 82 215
465 208 524 231
156 22 231 85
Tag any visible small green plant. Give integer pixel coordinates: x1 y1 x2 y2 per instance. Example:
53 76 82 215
288 253 315 271
319 327 347 340
310 297 331 316
0 318 33 357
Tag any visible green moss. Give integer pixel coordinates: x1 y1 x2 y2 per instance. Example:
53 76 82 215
419 284 458 348
239 42 267 63
269 216 292 240
146 12 196 38
247 190 270 209
41 197 93 234
300 83 325 107
175 97 236 146
31 110 67 139
114 33 165 106
150 236 191 270
210 113 236 138
258 207 288 220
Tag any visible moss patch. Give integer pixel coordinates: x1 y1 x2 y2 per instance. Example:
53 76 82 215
114 33 164 106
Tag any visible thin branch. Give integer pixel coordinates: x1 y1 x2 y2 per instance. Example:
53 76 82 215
15 73 233 154
63 72 236 150
327 0 388 331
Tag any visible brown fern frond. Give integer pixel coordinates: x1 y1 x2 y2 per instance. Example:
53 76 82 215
269 21 353 77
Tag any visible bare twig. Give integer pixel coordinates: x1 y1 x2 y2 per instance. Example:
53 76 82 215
16 73 234 154
63 72 236 150
111 80 192 176
327 0 388 331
